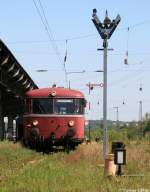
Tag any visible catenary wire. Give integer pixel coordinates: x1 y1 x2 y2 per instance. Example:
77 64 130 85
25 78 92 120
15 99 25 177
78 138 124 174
6 17 150 45
32 0 68 86
37 0 68 86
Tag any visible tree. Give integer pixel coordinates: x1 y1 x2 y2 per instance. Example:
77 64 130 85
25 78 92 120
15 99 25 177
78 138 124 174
143 113 150 136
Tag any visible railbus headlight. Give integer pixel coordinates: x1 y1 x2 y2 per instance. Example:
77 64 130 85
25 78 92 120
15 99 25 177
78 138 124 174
68 120 74 127
32 120 39 127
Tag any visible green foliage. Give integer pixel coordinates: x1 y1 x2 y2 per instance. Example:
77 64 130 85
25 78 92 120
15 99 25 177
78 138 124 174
109 128 128 142
0 141 150 192
85 127 103 141
142 113 150 135
144 121 150 132
86 126 140 142
87 116 150 142
143 119 150 137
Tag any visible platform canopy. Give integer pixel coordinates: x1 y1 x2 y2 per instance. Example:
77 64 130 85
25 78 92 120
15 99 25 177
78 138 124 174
0 39 38 139
0 39 38 115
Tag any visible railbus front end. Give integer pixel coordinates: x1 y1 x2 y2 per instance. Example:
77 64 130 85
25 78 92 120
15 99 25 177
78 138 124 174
23 88 86 151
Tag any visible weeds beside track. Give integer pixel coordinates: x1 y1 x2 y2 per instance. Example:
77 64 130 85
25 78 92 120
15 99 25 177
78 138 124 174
0 141 149 192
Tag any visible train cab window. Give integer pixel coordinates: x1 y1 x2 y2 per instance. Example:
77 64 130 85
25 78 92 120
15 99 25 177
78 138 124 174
32 98 53 114
54 99 74 114
54 99 84 115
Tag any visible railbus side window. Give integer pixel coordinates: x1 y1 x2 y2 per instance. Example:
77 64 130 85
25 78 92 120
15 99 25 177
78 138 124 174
75 99 85 114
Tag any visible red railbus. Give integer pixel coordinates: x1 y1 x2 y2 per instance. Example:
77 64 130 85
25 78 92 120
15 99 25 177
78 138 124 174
23 87 86 151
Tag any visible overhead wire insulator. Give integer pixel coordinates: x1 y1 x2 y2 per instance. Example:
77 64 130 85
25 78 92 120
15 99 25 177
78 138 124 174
124 27 130 65
104 10 111 25
90 86 94 90
139 83 143 92
64 40 68 65
124 58 128 65
63 39 68 87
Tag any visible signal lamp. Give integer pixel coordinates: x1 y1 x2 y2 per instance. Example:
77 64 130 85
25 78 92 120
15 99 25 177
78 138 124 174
90 86 94 90
112 142 126 176
114 149 126 165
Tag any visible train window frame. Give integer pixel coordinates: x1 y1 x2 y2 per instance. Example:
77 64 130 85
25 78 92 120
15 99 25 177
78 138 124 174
25 98 32 114
54 98 85 115
31 98 53 114
75 99 85 114
54 98 74 115
25 97 85 115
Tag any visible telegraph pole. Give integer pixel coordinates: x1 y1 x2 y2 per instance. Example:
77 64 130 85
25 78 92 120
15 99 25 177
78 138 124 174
92 9 121 158
139 84 143 138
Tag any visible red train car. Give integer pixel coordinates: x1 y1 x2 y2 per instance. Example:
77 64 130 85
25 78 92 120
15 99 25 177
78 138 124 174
23 87 86 151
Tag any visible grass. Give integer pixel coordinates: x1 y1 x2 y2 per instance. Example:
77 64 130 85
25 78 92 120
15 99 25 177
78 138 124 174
0 141 150 192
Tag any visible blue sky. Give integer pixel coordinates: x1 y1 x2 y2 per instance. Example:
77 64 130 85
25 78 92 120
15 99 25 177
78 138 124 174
1 0 150 121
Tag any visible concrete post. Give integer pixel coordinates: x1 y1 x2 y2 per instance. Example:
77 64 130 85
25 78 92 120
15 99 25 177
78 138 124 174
7 115 14 139
103 39 109 158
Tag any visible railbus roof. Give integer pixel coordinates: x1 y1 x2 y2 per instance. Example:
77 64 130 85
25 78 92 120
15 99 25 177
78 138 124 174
25 87 85 98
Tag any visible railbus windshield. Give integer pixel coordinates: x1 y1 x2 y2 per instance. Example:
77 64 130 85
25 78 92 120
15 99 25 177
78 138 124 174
32 99 53 114
25 98 85 115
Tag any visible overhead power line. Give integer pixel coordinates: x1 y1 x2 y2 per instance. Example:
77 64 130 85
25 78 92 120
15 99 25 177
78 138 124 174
6 17 150 45
119 19 150 30
32 0 68 86
6 34 97 44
